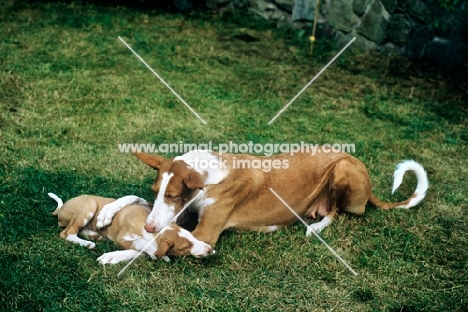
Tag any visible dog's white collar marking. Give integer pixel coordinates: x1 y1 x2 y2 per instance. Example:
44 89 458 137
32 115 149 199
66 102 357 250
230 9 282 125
175 150 228 185
153 172 174 209
196 197 215 221
147 172 175 229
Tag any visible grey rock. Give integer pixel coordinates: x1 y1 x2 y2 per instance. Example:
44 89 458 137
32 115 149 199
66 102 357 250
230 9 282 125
399 0 432 24
206 0 231 9
380 0 396 13
353 34 378 54
249 0 288 21
249 0 274 18
274 0 293 13
387 14 411 44
352 0 371 16
325 0 360 32
334 31 376 54
292 0 316 21
357 0 390 43
233 0 250 8
424 35 468 70
405 26 433 59
380 42 404 56
334 30 356 49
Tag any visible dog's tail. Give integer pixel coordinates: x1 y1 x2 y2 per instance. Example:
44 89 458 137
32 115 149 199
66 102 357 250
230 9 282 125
369 160 429 210
48 192 64 215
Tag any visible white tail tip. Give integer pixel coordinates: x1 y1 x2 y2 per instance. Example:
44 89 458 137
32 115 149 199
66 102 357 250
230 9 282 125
48 192 64 210
392 160 429 208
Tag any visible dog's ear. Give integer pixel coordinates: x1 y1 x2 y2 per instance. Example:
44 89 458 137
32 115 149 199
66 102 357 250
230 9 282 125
183 170 204 190
154 239 173 260
133 152 165 170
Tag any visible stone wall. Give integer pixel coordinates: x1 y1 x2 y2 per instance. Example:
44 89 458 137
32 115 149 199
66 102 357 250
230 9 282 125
206 0 468 69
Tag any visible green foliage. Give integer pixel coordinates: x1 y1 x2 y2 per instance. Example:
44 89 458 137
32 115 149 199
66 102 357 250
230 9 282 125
437 0 467 10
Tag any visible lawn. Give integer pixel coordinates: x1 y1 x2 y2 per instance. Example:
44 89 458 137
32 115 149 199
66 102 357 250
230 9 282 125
1 1 467 311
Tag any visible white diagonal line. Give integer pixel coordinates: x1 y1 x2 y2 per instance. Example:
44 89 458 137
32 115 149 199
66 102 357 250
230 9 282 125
117 231 159 276
268 37 356 124
117 190 205 276
268 188 357 276
118 36 207 125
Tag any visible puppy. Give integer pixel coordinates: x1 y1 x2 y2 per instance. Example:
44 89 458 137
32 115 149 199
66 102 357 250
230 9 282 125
48 193 214 264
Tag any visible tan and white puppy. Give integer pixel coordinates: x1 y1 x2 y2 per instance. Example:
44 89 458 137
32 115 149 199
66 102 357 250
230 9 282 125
49 193 214 264
97 150 429 249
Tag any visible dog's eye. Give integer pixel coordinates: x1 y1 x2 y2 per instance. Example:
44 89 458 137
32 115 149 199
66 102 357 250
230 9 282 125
165 194 179 200
181 242 192 249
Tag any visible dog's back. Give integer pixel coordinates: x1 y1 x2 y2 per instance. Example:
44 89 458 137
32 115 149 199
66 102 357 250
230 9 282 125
49 193 115 248
99 204 152 250
51 194 115 229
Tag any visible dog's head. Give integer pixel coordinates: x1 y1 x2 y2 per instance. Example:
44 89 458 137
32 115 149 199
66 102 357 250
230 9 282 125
154 224 214 258
133 151 205 233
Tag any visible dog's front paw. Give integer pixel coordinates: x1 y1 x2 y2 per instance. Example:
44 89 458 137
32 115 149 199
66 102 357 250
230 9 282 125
97 252 120 265
96 204 118 229
148 253 170 262
97 250 138 264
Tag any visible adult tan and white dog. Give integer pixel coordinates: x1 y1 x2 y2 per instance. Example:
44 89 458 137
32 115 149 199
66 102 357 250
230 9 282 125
49 193 214 264
97 150 428 249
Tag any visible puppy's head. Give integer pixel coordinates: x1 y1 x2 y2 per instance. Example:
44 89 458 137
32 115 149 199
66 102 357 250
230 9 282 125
154 224 214 259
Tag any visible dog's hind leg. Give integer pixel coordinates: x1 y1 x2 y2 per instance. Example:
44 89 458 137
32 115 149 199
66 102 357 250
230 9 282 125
59 203 98 249
79 229 101 241
306 157 367 235
306 203 337 235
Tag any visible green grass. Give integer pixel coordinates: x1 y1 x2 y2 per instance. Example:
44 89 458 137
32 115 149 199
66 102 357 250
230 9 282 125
1 1 467 311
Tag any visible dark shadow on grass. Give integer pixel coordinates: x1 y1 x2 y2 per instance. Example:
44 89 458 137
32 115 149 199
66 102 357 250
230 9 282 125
0 166 151 244
0 248 116 311
0 165 161 309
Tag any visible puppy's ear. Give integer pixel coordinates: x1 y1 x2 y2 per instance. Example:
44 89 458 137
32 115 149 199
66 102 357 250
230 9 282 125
133 152 165 170
154 239 173 260
183 170 204 190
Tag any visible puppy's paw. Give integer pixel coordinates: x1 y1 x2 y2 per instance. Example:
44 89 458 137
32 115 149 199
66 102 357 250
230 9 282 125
96 205 118 229
97 250 139 265
77 240 95 249
97 252 119 265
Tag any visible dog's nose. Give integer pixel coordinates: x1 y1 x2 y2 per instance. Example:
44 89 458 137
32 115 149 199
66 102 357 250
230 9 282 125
207 246 213 255
144 224 156 233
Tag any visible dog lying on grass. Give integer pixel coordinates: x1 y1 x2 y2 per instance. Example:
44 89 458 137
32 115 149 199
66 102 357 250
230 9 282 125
98 151 429 250
48 193 214 264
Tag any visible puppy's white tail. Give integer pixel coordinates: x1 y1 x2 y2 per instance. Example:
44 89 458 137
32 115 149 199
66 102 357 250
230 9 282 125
369 160 429 210
48 192 64 215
